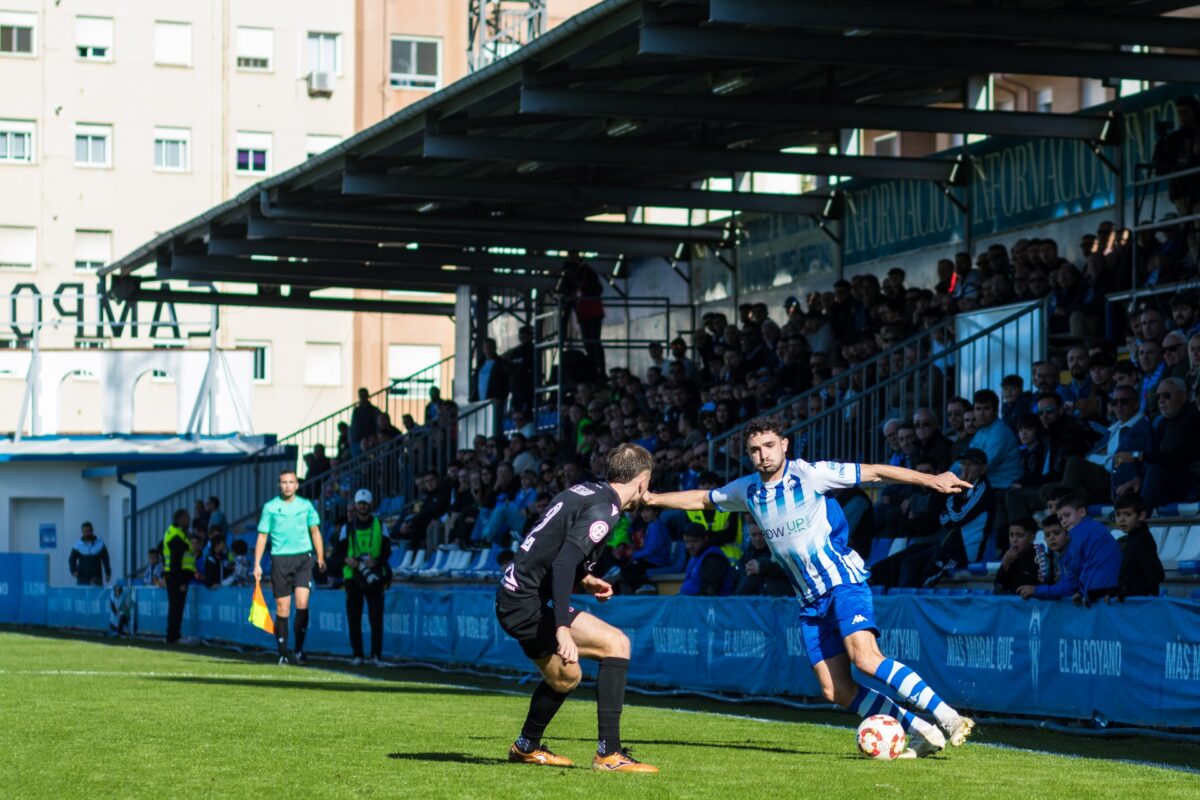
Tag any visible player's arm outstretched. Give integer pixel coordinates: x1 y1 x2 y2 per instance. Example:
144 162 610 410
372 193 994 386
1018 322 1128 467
640 489 712 510
859 463 972 494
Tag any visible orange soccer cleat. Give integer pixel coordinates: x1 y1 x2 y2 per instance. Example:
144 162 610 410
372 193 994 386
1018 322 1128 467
507 742 574 767
591 748 659 773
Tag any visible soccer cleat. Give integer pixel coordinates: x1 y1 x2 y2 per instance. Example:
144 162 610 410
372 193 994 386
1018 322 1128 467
350 656 364 667
896 726 945 759
293 651 308 666
370 656 385 667
592 748 659 773
508 743 574 767
942 715 976 747
277 655 289 666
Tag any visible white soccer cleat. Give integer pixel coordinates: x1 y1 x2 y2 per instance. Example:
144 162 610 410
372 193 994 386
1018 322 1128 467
941 715 976 747
350 656 364 666
896 726 945 759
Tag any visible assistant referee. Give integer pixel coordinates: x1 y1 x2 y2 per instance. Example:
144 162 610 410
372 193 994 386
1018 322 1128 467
254 469 325 665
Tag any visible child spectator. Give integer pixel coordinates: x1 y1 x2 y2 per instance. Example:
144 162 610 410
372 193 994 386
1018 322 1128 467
1019 493 1121 605
107 579 132 638
139 548 165 587
994 518 1043 595
1113 492 1166 599
228 539 253 587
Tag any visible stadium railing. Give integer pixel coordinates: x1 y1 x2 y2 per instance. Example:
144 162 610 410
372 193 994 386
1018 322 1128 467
710 301 1047 474
707 314 955 474
125 356 456 567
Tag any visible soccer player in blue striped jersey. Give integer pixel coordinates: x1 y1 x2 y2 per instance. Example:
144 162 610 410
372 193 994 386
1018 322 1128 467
645 416 976 757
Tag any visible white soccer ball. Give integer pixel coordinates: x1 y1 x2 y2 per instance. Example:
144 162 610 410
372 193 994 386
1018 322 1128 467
856 714 907 760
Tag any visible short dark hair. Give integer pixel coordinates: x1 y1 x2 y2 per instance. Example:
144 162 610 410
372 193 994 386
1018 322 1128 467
1114 491 1149 516
947 396 970 410
1034 391 1062 407
1090 351 1116 368
973 389 999 410
1001 374 1024 389
606 443 654 484
1045 486 1075 506
172 508 189 526
279 469 297 478
208 496 220 508
1010 517 1038 533
698 470 720 486
1042 513 1063 529
81 521 94 530
1057 492 1087 511
744 415 787 440
1017 412 1042 431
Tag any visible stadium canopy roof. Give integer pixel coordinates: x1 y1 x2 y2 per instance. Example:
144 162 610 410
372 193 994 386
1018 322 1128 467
100 0 1200 316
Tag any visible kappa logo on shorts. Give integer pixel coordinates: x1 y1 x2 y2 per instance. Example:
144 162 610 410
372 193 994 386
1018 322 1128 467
569 485 595 496
611 504 619 516
588 520 610 542
852 614 868 625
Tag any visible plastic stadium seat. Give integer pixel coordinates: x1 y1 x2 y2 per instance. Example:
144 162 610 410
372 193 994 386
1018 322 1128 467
1159 527 1190 563
470 545 505 578
397 549 425 577
387 542 408 569
1177 560 1200 575
1092 505 1114 518
1177 503 1200 516
1154 504 1181 518
887 537 910 556
966 562 990 576
867 537 894 567
890 587 917 595
870 585 887 596
1172 526 1200 562
451 549 490 578
1150 526 1170 553
646 542 687 577
1190 589 1200 600
416 550 449 577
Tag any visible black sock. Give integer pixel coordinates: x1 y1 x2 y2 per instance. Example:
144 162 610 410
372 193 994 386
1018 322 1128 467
276 615 289 656
596 657 629 755
518 681 571 750
294 608 309 653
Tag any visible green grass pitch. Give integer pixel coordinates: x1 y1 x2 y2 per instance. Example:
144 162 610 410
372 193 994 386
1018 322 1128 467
1 629 1197 799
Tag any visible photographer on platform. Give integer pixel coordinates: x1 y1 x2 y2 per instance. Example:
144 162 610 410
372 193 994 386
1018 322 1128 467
335 489 392 666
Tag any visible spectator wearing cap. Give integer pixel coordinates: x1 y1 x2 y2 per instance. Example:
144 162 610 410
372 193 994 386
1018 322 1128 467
679 524 734 597
783 295 803 323
336 489 392 666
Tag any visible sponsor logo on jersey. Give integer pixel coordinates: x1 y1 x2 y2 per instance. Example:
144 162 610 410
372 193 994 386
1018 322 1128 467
588 520 610 542
569 485 595 496
611 504 619 516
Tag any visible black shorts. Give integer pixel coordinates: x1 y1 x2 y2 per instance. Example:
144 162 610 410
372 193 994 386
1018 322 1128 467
496 599 581 660
271 553 314 597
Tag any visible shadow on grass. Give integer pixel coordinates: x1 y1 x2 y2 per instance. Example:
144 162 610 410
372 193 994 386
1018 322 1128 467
154 675 483 694
466 734 817 756
388 752 509 765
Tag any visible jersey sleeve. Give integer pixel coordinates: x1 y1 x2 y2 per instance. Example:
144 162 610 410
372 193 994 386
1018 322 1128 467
797 459 861 494
257 503 272 534
709 475 752 513
305 501 320 527
564 501 618 551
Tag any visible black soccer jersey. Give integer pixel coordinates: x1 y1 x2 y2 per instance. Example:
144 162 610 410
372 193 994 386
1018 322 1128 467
497 481 621 614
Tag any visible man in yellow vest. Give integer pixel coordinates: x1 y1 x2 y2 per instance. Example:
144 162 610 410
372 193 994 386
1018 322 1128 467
162 508 196 644
336 489 392 666
690 471 743 560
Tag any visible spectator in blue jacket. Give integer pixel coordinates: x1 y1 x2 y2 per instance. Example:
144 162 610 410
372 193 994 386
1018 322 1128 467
1019 493 1121 605
966 390 1021 489
679 525 733 597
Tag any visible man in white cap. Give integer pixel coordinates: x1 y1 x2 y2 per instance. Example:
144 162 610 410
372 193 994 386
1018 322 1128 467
335 488 392 665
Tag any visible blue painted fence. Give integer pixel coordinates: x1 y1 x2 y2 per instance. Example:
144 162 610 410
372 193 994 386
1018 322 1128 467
2 554 1197 728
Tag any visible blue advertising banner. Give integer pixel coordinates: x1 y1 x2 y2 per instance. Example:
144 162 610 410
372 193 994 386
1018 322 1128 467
3 577 1198 728
837 83 1193 265
38 523 55 550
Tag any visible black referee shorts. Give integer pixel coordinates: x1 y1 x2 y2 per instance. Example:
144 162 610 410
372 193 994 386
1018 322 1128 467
270 553 314 598
496 600 581 660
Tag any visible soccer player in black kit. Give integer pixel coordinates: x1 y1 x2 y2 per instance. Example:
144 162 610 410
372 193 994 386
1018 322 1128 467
496 443 658 773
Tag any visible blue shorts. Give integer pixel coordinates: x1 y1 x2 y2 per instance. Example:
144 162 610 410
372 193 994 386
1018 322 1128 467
796 583 879 667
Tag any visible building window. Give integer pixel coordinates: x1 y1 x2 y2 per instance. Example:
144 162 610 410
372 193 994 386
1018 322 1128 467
153 126 190 171
0 11 35 55
235 131 270 174
235 26 272 71
0 225 36 270
1036 88 1053 113
388 344 442 382
237 340 271 383
74 124 112 167
74 229 111 272
305 134 340 159
75 16 112 61
306 32 340 75
304 342 341 387
389 37 440 89
153 21 191 66
0 120 33 163
873 133 898 157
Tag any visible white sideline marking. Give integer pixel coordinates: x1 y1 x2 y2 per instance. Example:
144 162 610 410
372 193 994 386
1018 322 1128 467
0 668 362 682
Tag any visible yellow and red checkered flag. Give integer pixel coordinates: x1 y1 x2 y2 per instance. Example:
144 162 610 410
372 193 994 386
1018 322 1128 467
248 580 275 635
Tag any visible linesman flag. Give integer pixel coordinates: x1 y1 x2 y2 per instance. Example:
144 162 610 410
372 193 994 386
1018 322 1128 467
248 580 275 635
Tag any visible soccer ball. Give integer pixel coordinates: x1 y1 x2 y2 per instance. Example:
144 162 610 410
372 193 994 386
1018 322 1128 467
856 715 907 760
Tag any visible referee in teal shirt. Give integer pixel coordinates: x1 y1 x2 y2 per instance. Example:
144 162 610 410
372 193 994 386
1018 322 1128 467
254 470 325 665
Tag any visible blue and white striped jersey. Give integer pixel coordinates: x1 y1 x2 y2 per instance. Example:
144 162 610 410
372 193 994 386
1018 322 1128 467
710 459 866 605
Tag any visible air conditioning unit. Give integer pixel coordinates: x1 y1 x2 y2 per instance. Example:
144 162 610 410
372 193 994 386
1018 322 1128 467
307 71 334 97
